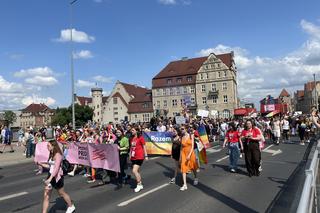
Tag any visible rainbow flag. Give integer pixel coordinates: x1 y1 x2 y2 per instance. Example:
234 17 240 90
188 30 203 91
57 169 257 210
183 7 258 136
198 125 210 148
197 125 209 164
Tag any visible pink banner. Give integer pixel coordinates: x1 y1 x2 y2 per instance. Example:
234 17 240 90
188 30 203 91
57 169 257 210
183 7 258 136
66 143 120 173
34 142 50 163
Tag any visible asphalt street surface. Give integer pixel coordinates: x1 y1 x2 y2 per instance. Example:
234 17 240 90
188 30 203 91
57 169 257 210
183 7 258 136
0 136 314 213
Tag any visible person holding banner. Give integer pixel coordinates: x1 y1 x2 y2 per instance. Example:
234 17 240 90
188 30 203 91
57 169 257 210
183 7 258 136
40 140 75 213
170 127 181 184
130 126 148 193
180 125 198 191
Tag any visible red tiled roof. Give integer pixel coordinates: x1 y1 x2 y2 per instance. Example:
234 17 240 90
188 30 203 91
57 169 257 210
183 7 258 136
22 103 50 113
127 102 153 113
279 89 290 97
305 81 320 92
77 96 92 106
152 53 233 88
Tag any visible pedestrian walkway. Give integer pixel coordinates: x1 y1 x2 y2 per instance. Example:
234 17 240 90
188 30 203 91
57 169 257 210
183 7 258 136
0 144 33 167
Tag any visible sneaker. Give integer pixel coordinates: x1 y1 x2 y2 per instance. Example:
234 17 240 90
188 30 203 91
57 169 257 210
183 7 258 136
87 179 96 183
83 173 90 178
180 185 188 191
66 204 76 213
230 169 236 173
259 166 262 172
68 171 75 177
134 183 144 193
169 178 175 184
239 154 243 158
0 151 3 154
300 143 305 146
9 150 14 153
196 168 200 173
36 171 43 175
193 178 199 185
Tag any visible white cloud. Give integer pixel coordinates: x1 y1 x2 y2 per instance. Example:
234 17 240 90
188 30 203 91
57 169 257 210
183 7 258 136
21 94 56 106
76 79 96 88
158 0 176 5
92 75 113 83
25 76 58 86
9 54 24 60
197 19 320 105
14 67 54 78
73 50 94 59
55 28 95 43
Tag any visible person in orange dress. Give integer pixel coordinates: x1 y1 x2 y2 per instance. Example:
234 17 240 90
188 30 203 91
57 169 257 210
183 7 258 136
180 125 198 191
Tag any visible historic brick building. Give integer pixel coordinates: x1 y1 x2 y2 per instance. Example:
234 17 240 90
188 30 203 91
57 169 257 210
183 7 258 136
152 53 238 118
20 103 55 128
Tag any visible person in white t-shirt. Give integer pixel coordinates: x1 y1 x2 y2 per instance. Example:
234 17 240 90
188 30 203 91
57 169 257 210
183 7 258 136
281 117 290 143
156 121 166 132
272 117 281 145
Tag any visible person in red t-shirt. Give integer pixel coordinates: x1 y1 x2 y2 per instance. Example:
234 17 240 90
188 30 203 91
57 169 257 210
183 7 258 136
223 123 243 173
130 126 148 193
241 119 262 177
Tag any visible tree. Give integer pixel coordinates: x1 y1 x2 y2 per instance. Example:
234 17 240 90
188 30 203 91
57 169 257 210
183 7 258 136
51 104 93 127
4 110 16 125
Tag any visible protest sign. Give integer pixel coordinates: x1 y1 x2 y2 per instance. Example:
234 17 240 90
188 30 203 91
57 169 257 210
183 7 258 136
34 142 50 163
198 109 209 117
175 116 186 125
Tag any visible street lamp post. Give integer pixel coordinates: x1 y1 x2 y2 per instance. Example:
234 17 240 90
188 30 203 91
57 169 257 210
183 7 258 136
70 0 78 130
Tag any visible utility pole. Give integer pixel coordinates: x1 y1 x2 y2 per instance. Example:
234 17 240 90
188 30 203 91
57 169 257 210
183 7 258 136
70 0 78 130
314 73 318 110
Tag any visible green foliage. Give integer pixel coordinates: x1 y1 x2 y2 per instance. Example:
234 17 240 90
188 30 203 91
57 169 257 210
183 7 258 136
51 104 93 127
4 110 16 125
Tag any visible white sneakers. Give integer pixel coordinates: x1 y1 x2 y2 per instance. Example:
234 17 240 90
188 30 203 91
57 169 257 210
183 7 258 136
66 204 75 213
180 185 187 191
134 183 144 193
68 171 75 177
169 178 176 184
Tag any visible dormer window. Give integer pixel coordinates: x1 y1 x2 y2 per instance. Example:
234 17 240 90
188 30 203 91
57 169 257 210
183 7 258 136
167 79 172 84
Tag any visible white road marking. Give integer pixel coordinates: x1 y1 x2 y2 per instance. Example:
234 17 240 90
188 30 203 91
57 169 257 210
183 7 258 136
262 144 282 156
118 183 169 207
216 155 229 162
0 192 28 202
206 148 222 154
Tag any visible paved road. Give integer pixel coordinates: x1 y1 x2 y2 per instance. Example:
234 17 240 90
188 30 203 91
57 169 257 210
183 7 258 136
0 137 314 213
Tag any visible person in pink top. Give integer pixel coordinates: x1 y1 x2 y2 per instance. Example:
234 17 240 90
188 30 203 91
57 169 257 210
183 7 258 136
39 140 75 213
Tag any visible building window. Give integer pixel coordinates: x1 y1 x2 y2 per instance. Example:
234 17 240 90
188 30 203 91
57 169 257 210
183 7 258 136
201 84 206 92
170 88 174 95
167 79 172 84
223 95 228 103
202 97 207 104
164 100 167 108
163 89 167 96
212 96 217 104
187 76 192 82
113 112 118 115
217 63 220 68
191 97 195 104
115 118 118 121
156 89 160 96
98 112 99 116
222 109 230 118
176 78 182 83
212 83 217 91
206 73 209 79
183 87 188 94
224 71 227 77
190 86 195 93
143 113 150 122
157 101 160 109
142 103 147 108
177 87 181 95
97 104 99 108
205 65 209 69
135 115 138 118
218 72 221 78
172 99 177 107
113 107 118 110
200 73 204 80
180 99 184 106
223 82 227 90
113 97 117 104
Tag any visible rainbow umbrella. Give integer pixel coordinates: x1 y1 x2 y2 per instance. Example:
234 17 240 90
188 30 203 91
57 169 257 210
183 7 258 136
266 110 280 118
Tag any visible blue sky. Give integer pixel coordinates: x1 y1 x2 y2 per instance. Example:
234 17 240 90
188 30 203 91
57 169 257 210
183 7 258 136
0 0 320 110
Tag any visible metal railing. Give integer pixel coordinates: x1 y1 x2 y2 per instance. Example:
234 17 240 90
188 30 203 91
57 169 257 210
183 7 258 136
297 140 320 213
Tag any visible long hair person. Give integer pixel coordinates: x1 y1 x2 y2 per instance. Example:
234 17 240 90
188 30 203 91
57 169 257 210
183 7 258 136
130 125 148 193
39 140 75 213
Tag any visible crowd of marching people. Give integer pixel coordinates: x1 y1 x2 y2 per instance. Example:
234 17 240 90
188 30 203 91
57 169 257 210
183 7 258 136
3 108 319 213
